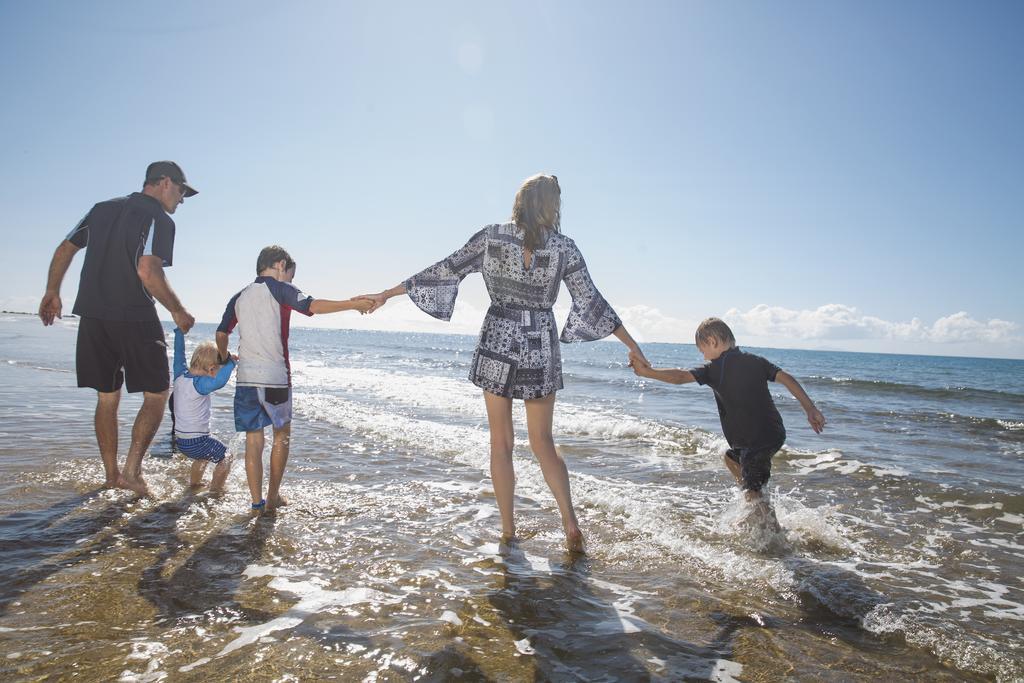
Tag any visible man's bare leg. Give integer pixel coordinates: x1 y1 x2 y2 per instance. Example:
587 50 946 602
117 390 167 496
95 390 121 488
245 430 265 506
265 423 291 511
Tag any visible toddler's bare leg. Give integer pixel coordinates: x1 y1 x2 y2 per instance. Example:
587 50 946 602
189 460 207 488
210 454 232 493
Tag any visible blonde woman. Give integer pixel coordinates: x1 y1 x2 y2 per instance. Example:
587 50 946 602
363 174 646 552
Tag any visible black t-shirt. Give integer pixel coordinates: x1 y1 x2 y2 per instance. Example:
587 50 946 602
66 193 175 321
690 347 786 449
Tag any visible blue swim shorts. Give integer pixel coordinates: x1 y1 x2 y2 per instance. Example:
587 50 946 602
234 386 293 432
175 435 227 464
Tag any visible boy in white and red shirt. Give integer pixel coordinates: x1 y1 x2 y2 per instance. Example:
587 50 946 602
217 245 372 512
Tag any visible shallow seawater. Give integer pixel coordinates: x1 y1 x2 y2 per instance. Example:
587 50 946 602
0 316 1021 681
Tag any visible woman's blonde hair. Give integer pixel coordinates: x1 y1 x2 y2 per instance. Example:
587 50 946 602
189 342 219 374
511 174 561 251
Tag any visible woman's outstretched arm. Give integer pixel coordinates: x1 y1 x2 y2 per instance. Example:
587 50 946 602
613 325 647 366
359 283 407 313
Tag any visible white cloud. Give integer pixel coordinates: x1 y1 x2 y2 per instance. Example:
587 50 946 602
723 304 1020 345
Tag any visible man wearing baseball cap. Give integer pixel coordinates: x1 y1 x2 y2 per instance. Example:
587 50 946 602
39 160 199 496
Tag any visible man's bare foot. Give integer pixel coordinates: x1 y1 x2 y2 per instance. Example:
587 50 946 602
116 475 150 497
265 494 288 512
102 478 120 490
565 526 585 554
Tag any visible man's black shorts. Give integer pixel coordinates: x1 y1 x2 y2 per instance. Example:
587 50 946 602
725 442 784 493
76 317 169 393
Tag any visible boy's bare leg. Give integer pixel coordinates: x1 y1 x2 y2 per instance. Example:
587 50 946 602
265 423 291 511
117 390 167 496
95 390 121 488
723 454 743 485
525 393 583 553
209 454 232 493
245 430 265 505
483 391 516 540
189 460 207 488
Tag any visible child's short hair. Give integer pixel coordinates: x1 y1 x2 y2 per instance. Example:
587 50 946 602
256 245 295 274
189 342 219 373
695 317 736 347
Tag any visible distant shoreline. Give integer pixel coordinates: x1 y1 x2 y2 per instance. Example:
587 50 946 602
3 312 1020 363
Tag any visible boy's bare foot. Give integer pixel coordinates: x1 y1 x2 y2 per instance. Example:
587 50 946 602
265 494 288 512
565 525 585 554
116 475 150 497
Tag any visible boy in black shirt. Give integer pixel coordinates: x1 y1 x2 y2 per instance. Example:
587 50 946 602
630 318 825 502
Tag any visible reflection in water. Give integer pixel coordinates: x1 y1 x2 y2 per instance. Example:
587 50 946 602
0 490 129 616
138 511 277 625
486 544 741 681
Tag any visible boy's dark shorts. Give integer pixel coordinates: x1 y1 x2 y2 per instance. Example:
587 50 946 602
76 317 169 394
725 441 784 492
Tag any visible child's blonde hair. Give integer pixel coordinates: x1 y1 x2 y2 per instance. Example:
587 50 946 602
189 342 219 374
695 317 736 347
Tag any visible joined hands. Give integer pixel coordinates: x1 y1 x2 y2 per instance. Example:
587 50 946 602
355 292 388 314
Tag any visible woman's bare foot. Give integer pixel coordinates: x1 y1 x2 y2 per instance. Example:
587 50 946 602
116 475 150 497
565 525 585 554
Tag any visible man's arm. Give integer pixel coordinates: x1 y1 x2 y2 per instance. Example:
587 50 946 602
775 370 826 433
39 240 82 325
308 298 375 315
137 255 194 333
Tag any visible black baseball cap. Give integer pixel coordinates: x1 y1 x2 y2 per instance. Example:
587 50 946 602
145 160 198 197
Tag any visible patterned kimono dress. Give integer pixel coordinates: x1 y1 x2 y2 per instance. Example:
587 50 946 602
404 222 622 399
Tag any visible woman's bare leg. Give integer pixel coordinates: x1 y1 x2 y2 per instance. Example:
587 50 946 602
524 393 583 552
483 391 516 539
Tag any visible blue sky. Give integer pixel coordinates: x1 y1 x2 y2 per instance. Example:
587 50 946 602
2 1 1021 358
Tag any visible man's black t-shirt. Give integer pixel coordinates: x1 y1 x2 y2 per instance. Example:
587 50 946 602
689 347 786 449
66 193 175 321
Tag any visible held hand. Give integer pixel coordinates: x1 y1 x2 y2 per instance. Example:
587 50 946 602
628 351 651 376
806 406 826 434
351 297 376 314
39 292 62 326
356 292 388 314
172 309 196 334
